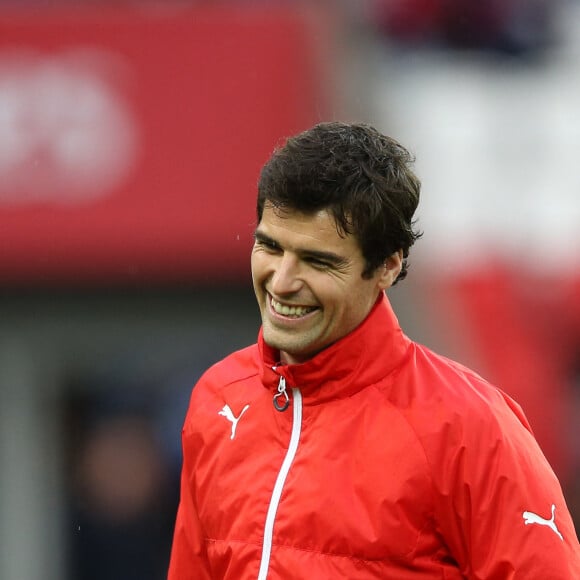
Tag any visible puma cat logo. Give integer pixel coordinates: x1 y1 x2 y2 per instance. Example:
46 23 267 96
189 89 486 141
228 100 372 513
522 504 564 541
218 404 250 440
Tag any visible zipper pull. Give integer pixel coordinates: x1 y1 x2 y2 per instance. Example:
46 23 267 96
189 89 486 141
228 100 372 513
273 376 290 412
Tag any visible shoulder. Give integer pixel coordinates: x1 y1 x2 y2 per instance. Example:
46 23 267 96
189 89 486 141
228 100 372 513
197 343 260 390
400 342 532 433
397 342 559 486
183 344 260 428
391 342 543 478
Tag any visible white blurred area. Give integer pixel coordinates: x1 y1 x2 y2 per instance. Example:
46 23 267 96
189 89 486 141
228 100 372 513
0 49 139 204
366 2 580 275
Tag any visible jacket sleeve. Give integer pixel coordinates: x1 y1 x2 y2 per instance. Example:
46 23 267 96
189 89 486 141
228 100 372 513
167 425 212 580
433 389 580 579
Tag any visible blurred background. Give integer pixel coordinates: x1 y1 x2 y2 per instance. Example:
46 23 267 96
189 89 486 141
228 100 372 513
0 1 578 578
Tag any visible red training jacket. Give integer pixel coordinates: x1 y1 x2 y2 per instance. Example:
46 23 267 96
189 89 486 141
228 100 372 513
168 294 580 578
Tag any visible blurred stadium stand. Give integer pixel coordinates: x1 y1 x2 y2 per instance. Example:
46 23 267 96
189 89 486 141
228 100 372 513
0 1 578 578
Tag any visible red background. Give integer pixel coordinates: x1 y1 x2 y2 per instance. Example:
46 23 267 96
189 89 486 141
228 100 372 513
0 6 332 285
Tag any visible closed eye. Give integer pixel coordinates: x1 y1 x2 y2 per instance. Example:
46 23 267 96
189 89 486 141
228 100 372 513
304 257 331 269
301 250 349 271
254 232 281 253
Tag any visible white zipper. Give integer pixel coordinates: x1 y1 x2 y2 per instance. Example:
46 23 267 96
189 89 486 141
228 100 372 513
257 385 302 579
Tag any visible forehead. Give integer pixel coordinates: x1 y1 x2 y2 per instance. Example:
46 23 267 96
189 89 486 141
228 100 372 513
258 204 360 254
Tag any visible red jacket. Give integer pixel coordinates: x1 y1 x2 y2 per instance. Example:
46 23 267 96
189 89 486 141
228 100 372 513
168 295 580 579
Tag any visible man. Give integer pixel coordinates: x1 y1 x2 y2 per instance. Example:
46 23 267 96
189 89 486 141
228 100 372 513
168 122 580 578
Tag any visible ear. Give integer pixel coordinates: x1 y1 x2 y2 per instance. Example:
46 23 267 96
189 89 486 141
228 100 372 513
377 250 403 290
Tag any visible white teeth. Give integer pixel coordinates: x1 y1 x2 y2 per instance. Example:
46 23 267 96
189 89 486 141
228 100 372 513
271 298 315 317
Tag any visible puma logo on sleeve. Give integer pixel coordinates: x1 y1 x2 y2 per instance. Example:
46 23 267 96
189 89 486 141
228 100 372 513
522 504 564 541
218 404 250 440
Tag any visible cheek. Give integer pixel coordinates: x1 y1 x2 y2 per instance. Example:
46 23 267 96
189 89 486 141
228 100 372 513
336 284 378 321
317 283 353 318
250 260 264 295
250 252 266 280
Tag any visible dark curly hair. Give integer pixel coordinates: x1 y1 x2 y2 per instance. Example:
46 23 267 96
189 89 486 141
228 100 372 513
257 121 422 283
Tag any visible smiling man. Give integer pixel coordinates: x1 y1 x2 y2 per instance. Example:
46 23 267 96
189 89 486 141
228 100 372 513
252 205 401 365
168 122 580 579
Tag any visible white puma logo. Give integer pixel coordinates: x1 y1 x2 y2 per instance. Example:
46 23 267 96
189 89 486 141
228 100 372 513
522 504 564 541
218 403 250 440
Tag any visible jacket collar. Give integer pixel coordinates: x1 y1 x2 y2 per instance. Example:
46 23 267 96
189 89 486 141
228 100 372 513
258 293 411 405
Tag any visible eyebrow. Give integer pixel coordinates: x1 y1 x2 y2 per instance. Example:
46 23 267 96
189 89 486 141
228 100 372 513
254 230 349 268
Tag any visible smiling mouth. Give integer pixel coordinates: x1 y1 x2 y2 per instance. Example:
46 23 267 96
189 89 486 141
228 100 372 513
270 297 318 318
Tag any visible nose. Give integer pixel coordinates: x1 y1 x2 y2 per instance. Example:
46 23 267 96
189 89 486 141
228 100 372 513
270 253 303 295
